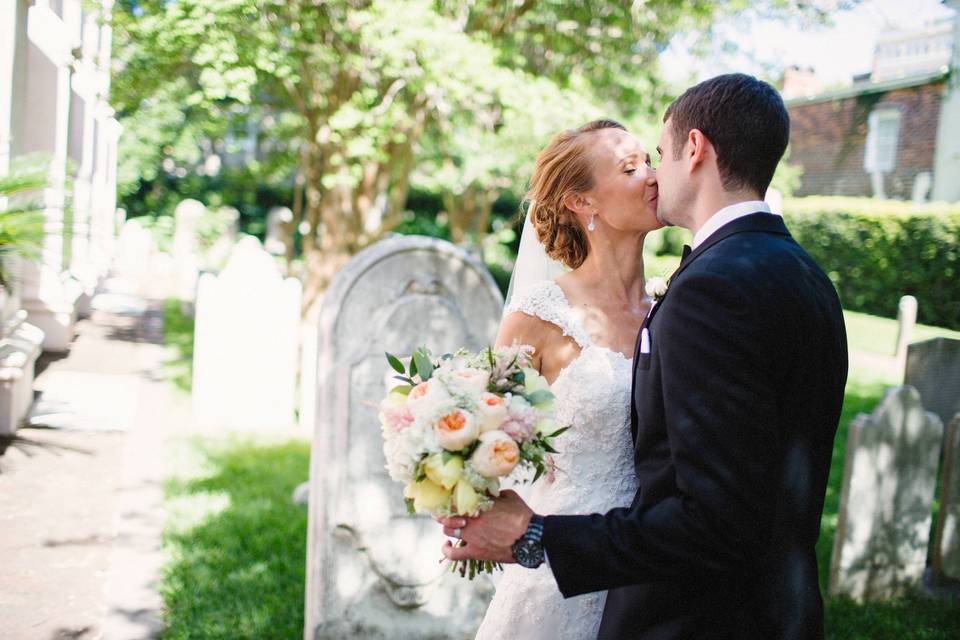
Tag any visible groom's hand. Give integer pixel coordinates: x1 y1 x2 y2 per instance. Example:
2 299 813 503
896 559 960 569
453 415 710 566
437 490 534 564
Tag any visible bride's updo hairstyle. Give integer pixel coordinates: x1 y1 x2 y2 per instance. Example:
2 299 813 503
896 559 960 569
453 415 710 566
526 119 626 269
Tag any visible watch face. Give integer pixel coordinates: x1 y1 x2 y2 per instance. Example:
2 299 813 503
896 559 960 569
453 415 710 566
512 537 545 568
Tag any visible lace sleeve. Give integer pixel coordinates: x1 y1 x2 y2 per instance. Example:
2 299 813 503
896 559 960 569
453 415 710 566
503 282 590 349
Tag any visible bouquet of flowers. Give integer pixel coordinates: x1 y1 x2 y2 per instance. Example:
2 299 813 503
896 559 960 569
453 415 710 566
378 344 567 578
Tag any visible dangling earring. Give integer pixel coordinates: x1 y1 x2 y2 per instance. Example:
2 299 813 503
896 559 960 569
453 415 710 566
588 214 596 232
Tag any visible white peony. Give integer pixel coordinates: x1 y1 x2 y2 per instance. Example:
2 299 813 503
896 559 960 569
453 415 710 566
450 367 490 396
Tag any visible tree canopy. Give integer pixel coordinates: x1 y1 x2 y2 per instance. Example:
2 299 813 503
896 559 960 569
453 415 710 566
112 0 844 310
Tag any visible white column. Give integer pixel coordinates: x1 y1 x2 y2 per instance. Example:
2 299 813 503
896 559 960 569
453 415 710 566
20 1 84 351
0 1 45 435
933 1 960 202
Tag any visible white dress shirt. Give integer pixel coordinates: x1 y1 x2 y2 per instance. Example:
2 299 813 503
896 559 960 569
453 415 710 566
692 200 776 250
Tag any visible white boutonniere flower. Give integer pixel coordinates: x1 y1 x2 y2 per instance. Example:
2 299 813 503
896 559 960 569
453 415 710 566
645 276 669 302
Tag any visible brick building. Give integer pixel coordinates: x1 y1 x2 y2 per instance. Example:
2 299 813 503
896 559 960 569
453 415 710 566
784 3 960 202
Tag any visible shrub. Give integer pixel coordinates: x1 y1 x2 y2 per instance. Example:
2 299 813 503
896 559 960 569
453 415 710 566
783 197 960 330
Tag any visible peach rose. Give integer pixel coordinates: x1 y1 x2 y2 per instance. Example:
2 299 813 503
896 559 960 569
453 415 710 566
477 392 508 432
433 408 480 451
469 430 520 478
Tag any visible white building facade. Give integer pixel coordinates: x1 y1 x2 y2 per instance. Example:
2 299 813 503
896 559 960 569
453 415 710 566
0 0 120 433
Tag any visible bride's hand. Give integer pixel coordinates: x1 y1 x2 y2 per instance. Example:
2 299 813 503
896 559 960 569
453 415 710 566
436 490 534 564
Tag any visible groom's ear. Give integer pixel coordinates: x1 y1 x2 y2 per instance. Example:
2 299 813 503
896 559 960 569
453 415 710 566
687 128 709 171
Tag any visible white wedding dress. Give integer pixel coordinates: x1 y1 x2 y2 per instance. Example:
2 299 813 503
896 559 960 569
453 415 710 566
474 280 639 640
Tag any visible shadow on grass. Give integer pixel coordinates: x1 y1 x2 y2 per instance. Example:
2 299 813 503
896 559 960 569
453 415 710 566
162 299 194 393
160 439 309 640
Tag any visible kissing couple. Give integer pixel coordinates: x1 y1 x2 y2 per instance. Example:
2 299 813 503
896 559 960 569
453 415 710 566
437 73 848 640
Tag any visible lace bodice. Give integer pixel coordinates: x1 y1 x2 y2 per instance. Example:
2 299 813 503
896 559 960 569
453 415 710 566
474 281 639 640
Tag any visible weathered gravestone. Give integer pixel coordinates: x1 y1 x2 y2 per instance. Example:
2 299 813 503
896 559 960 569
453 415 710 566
829 386 944 601
931 413 960 580
894 295 917 365
173 199 205 302
305 235 502 640
192 236 301 429
904 337 960 429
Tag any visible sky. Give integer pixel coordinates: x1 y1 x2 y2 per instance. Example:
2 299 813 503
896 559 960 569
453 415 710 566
660 0 957 88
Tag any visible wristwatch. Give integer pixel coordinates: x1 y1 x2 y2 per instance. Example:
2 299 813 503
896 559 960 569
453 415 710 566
511 514 546 568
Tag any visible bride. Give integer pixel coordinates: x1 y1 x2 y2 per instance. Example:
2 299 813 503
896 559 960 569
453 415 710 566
471 119 661 639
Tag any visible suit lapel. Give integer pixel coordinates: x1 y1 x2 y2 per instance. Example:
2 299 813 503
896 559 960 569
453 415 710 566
631 213 791 374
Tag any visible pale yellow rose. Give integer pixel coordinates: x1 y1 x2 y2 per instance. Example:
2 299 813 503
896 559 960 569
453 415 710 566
477 392 508 432
433 408 480 451
453 479 481 516
404 478 450 513
470 430 521 478
422 452 464 490
535 417 554 436
521 367 550 394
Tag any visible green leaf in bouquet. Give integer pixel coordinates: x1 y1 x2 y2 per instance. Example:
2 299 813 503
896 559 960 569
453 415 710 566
511 370 525 384
393 374 415 384
541 441 558 454
413 349 434 381
390 384 413 396
442 450 456 464
408 356 418 378
525 389 554 406
533 465 545 483
405 498 416 515
547 426 570 438
386 352 406 374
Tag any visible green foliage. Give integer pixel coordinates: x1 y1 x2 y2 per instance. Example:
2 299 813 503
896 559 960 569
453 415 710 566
783 197 960 330
163 299 195 393
0 157 49 287
160 437 309 639
112 0 837 284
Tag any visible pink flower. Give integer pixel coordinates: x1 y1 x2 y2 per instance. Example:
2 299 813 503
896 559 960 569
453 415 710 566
379 393 414 433
500 396 537 442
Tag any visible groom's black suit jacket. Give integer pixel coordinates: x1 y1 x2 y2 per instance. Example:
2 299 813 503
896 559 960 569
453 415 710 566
542 213 848 640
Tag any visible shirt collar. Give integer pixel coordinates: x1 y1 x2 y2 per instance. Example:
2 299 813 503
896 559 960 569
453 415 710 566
692 200 775 249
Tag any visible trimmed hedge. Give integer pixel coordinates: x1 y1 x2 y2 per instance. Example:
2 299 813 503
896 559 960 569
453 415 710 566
782 197 960 330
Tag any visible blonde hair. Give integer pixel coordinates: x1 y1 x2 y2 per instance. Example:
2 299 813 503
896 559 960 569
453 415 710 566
525 119 626 269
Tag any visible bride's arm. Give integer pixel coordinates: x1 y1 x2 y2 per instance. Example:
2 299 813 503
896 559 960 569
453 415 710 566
494 311 546 373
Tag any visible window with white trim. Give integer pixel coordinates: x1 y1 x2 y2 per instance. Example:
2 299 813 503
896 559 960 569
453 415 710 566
864 108 901 173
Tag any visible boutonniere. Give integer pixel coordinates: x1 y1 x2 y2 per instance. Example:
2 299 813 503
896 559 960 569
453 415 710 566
645 276 669 303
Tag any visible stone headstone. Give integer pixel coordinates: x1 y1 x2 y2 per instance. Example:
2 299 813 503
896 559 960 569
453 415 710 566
265 206 293 256
114 219 157 291
894 295 917 363
191 236 301 429
202 206 240 272
829 386 944 601
173 199 205 301
305 235 502 639
932 413 960 580
904 337 960 429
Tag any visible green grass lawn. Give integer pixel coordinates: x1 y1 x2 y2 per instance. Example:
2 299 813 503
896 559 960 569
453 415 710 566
158 304 958 639
161 437 310 640
163 299 195 393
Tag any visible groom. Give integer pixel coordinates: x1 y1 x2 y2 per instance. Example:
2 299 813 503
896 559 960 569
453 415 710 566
439 73 848 639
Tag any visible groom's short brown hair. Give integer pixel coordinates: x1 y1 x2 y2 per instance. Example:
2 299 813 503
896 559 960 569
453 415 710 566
664 73 789 196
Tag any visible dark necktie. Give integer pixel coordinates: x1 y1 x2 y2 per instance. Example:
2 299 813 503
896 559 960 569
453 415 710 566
680 244 693 262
